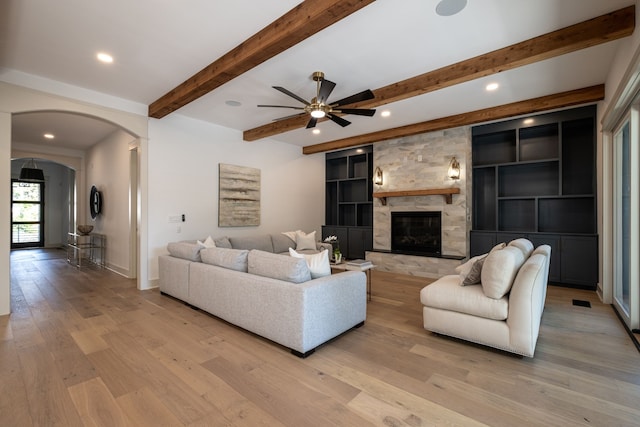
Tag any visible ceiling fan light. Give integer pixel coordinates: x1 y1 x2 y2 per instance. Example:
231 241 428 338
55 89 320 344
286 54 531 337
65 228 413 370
310 109 326 118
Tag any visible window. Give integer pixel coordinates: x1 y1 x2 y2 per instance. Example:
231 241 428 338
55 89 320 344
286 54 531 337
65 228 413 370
11 180 44 248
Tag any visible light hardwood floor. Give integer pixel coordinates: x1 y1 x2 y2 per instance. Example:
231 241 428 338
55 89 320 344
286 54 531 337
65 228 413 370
2 248 640 426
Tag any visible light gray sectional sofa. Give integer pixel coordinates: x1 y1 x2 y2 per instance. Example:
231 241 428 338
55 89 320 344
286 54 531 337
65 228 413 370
158 234 367 357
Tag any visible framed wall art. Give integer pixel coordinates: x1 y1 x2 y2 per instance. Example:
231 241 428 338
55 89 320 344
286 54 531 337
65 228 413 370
218 163 260 227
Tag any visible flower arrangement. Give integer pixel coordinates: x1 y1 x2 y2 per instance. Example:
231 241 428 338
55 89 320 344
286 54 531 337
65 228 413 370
324 235 341 262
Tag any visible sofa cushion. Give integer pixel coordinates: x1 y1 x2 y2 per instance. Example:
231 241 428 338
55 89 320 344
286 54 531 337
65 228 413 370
248 250 311 283
289 248 331 279
229 235 274 252
272 233 296 254
508 238 534 258
421 275 509 320
167 241 202 262
481 246 526 299
200 247 249 272
197 235 216 248
295 230 317 251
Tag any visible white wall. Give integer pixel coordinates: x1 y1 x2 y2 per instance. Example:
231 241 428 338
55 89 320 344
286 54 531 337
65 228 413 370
86 129 137 276
147 114 325 284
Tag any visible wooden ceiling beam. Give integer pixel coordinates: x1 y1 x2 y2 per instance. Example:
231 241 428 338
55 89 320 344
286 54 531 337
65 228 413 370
148 0 376 119
302 84 605 155
244 5 634 141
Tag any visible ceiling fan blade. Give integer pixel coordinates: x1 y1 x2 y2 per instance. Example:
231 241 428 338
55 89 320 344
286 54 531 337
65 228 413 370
306 117 318 129
331 89 375 107
257 105 305 109
333 108 376 117
317 79 336 103
327 113 351 127
273 86 310 105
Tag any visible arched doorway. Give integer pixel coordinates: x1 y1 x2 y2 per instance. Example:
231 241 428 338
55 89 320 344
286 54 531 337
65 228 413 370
11 111 140 279
0 82 150 315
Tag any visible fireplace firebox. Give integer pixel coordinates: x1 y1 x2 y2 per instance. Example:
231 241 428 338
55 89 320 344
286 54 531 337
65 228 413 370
391 211 442 256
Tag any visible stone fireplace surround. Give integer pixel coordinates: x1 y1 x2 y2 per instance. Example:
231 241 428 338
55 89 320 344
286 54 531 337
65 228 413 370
366 127 471 279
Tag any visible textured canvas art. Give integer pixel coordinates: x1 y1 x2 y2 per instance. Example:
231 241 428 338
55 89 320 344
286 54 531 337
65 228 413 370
218 163 261 227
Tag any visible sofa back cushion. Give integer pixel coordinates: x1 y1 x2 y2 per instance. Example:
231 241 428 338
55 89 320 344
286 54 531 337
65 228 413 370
229 235 274 252
271 233 296 253
248 250 311 283
201 247 249 272
481 246 527 299
508 238 534 258
167 241 202 262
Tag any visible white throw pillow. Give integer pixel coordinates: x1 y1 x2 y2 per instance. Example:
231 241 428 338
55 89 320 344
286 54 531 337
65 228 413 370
289 248 331 279
295 230 317 251
281 230 302 241
197 235 216 248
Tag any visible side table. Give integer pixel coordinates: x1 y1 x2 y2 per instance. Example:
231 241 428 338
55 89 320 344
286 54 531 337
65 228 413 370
330 261 375 301
67 232 106 268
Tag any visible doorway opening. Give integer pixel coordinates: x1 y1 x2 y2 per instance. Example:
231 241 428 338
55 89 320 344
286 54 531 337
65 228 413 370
11 179 44 249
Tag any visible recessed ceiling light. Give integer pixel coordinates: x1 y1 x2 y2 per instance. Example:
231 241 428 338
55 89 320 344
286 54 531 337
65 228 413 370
96 52 113 63
312 129 320 135
381 110 391 118
43 133 55 139
225 100 242 107
436 0 467 16
486 82 499 91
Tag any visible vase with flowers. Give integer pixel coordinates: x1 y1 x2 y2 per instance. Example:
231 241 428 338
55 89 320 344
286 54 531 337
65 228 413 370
324 235 342 263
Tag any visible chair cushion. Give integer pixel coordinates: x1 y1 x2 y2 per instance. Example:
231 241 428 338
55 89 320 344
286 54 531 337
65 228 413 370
248 250 311 283
200 247 249 272
481 246 526 299
421 275 509 320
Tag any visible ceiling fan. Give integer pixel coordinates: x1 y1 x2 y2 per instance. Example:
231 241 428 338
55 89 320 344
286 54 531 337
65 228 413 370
258 71 376 129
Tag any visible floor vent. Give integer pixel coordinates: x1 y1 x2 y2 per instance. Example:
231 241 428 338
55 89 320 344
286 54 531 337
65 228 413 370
572 299 591 308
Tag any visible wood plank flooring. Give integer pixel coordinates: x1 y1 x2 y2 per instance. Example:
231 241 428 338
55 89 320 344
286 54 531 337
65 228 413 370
3 248 640 426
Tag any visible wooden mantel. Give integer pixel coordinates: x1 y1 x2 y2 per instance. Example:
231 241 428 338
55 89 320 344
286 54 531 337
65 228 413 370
373 188 460 206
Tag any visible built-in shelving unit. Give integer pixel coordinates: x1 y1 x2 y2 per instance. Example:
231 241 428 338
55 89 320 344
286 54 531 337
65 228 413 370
470 105 598 289
323 146 373 259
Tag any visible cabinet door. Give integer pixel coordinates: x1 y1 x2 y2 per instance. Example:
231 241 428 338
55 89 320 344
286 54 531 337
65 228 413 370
347 227 372 259
470 231 496 257
528 234 561 283
560 235 598 289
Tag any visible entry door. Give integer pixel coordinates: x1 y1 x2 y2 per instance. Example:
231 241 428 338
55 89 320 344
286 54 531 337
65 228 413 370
11 180 44 248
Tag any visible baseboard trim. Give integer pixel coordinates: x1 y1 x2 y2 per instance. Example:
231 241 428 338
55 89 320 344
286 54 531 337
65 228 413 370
611 305 640 354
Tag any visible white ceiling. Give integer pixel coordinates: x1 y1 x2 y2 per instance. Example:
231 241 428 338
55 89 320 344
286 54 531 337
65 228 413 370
1 0 635 151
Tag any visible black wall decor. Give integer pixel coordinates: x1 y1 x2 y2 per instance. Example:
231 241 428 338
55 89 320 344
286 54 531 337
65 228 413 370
90 185 102 219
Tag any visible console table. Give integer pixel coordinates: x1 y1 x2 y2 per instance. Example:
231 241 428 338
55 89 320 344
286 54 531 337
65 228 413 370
67 232 106 268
